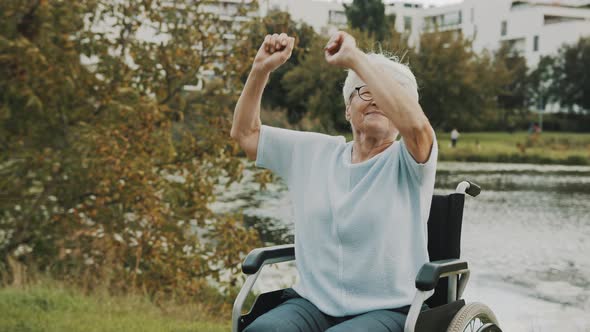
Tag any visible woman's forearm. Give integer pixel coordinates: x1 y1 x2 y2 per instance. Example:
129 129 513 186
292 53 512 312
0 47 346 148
349 49 429 134
230 64 269 139
349 50 433 162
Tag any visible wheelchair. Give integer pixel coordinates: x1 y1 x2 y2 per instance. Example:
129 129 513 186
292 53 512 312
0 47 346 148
232 181 502 332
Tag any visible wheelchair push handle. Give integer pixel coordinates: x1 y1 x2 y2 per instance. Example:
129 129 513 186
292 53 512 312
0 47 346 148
455 181 481 197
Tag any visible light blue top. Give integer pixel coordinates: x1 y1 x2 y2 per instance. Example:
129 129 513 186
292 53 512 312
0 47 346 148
255 125 438 316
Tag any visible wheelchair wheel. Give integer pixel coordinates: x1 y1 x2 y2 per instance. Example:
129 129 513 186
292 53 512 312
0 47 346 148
446 302 501 332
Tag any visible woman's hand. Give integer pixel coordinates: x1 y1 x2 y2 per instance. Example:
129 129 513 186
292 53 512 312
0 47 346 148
324 31 360 68
253 33 295 74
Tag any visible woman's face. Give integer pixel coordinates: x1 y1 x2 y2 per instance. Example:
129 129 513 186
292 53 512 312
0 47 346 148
346 85 397 138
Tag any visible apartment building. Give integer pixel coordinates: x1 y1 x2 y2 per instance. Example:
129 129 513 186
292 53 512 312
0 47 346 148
261 0 590 67
386 0 590 66
259 0 347 34
203 0 590 68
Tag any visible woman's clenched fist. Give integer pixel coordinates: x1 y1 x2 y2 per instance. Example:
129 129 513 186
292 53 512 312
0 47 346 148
253 33 295 73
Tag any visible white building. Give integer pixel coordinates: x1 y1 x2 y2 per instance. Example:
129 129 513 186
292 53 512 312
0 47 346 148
259 0 590 67
259 0 348 34
203 0 590 67
386 0 590 66
205 0 347 35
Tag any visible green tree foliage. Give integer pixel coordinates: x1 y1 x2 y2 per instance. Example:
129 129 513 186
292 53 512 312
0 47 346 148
495 46 529 111
282 36 348 132
490 45 531 131
247 10 316 123
549 37 590 112
344 0 390 41
528 56 556 110
0 0 260 297
408 32 508 130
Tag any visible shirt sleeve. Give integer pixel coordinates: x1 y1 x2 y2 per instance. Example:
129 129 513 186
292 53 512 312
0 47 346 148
255 125 342 184
398 130 438 185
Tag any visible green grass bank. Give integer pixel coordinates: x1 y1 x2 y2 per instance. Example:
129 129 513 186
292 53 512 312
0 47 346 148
0 283 230 332
342 131 590 165
436 131 590 165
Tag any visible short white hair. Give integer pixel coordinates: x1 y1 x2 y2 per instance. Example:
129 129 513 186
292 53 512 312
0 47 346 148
342 52 419 107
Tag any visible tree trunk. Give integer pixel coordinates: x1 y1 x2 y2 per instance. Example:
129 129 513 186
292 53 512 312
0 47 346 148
6 255 28 287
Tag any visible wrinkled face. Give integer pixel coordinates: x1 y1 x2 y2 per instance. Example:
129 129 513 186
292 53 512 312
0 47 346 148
345 85 398 138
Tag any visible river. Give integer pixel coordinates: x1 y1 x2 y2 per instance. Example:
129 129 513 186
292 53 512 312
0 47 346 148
211 161 590 331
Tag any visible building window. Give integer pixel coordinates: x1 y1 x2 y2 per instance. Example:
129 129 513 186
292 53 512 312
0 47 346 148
544 15 585 25
533 35 539 51
404 16 412 32
328 10 347 26
501 20 507 36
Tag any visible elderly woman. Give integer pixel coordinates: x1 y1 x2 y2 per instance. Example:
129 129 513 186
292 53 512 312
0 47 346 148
230 31 437 332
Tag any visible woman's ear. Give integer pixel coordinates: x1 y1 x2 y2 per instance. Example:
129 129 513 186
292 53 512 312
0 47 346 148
345 106 350 121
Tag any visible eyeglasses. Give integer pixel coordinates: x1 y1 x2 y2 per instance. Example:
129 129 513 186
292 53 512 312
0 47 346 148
350 85 373 103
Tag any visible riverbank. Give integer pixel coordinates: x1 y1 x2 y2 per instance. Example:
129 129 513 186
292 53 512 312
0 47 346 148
0 282 230 332
341 131 590 165
436 131 590 165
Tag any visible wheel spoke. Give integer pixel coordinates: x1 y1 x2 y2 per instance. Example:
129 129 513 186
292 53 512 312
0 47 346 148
464 317 485 332
448 303 499 332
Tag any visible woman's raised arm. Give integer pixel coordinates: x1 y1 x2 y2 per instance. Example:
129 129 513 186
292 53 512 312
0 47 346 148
230 33 295 161
324 31 434 163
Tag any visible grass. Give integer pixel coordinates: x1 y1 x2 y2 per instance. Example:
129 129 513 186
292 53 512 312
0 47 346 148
0 282 231 332
343 131 590 165
436 131 590 165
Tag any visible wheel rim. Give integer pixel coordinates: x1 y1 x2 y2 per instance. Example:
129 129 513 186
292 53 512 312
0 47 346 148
463 315 495 332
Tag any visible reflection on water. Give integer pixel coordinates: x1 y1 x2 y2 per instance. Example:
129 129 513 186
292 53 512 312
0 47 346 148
437 162 590 194
212 161 590 330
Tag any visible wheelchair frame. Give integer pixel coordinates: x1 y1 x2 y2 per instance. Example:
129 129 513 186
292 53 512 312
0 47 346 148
231 181 501 332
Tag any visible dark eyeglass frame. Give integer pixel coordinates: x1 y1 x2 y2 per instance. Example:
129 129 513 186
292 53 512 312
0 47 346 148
349 85 373 103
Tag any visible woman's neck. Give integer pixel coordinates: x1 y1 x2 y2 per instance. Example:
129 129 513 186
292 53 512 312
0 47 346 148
351 139 395 164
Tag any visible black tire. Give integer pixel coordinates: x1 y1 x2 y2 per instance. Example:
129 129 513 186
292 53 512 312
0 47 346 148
446 302 501 332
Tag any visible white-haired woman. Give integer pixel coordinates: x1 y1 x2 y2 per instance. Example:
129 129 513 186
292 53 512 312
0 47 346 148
230 31 437 332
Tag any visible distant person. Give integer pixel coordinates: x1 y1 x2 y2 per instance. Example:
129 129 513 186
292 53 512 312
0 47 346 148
528 122 541 135
528 123 541 144
231 31 436 332
450 128 460 148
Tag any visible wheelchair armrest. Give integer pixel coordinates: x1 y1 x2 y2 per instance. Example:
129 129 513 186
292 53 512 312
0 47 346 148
242 244 295 275
415 259 468 291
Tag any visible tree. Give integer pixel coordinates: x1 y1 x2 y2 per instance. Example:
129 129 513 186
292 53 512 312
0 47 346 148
408 31 507 130
282 35 349 132
495 45 529 111
493 45 531 131
0 0 260 297
528 56 556 111
551 37 590 112
344 0 390 41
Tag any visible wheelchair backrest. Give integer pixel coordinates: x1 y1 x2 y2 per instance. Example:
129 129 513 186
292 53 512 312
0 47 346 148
425 193 466 307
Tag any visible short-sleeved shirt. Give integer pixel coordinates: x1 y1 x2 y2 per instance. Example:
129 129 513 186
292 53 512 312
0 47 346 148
255 125 437 317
